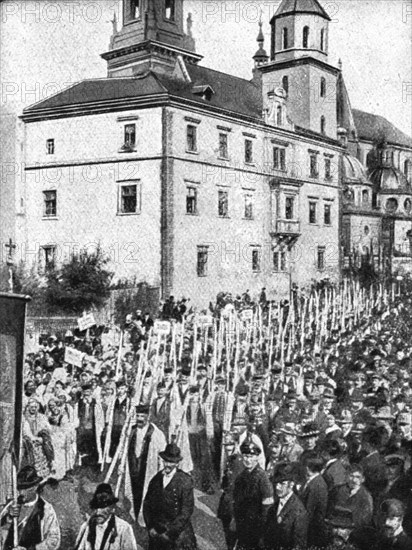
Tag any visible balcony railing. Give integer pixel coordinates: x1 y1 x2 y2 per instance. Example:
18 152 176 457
274 219 301 236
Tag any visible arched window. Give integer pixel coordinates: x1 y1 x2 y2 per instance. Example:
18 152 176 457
303 26 309 48
362 190 369 204
282 75 289 96
165 0 175 20
320 116 326 135
277 105 283 126
386 198 398 213
404 160 411 180
282 27 288 49
320 77 326 98
320 28 325 51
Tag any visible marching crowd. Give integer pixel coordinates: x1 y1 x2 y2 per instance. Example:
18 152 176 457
1 284 412 550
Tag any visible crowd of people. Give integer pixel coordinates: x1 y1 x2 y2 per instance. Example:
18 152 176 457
1 281 412 549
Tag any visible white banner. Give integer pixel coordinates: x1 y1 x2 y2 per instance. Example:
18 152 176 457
64 346 85 367
154 320 171 335
77 313 96 331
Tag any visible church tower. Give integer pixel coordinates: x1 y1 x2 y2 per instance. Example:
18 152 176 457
260 0 339 139
101 0 201 78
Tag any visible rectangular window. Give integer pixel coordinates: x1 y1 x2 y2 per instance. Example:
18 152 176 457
42 246 56 267
324 203 331 225
273 147 286 170
244 139 253 163
186 125 197 152
46 139 54 155
317 247 326 270
310 153 318 178
251 247 261 272
218 190 228 217
124 124 136 148
132 0 140 19
43 190 57 217
219 133 228 159
165 0 175 20
273 250 287 272
244 193 253 219
285 196 294 220
309 201 317 224
197 246 208 277
325 158 331 180
119 183 140 214
186 186 197 214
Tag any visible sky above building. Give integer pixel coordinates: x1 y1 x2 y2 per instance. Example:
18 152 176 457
1 0 411 136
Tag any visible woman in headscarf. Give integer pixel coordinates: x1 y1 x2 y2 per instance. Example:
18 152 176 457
22 397 54 478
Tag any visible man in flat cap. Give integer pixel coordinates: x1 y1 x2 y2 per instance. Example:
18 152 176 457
232 439 273 550
375 499 412 550
143 441 197 550
75 483 137 550
264 462 308 550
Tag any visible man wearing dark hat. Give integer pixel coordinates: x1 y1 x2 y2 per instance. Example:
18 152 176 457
375 499 412 550
150 381 172 439
0 466 60 550
106 379 130 461
325 507 358 549
75 483 137 549
143 442 197 550
74 383 105 467
125 402 167 521
264 462 308 550
232 439 273 550
217 432 244 550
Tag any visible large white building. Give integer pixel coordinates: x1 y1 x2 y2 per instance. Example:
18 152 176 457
7 0 411 305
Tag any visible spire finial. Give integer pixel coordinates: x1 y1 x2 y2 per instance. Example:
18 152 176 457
338 58 342 69
257 14 264 45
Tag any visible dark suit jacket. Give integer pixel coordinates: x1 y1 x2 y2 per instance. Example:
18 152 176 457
360 451 387 498
329 484 373 528
143 469 197 550
374 530 412 550
265 493 308 550
323 459 347 492
299 474 328 548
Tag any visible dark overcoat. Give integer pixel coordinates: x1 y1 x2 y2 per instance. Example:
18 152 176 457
143 469 197 550
264 492 308 550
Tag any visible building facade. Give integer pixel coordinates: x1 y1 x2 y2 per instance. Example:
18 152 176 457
12 0 411 305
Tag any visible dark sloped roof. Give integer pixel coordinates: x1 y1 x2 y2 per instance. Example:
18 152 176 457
23 73 167 113
274 0 331 20
353 108 412 149
159 64 262 119
22 65 263 121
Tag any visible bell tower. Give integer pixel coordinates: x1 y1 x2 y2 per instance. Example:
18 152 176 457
260 0 339 140
101 0 201 78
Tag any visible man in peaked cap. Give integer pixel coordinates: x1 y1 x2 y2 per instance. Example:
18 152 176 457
265 462 308 550
75 483 137 549
143 441 197 550
0 466 60 550
232 439 273 550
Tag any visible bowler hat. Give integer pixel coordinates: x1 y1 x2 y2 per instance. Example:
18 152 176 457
299 422 320 438
159 442 183 463
273 462 296 483
135 403 150 414
17 466 43 490
380 499 405 518
89 483 119 509
325 506 354 529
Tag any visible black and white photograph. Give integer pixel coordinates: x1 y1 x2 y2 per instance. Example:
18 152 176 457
1 0 412 548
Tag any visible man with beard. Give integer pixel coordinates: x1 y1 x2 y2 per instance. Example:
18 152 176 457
143 442 197 550
375 499 412 550
125 403 166 521
75 483 137 549
232 440 273 550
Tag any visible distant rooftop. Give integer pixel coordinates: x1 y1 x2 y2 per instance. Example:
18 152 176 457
274 0 331 20
353 109 412 149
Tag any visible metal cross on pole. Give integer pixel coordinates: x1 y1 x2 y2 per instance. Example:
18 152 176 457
5 237 17 293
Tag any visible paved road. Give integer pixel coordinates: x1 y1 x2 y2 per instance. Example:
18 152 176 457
41 472 227 550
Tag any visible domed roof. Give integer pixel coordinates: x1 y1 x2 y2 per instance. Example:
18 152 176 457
273 0 331 20
342 154 370 184
369 167 411 193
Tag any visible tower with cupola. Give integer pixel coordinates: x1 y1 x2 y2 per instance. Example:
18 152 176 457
102 0 201 78
259 0 338 139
